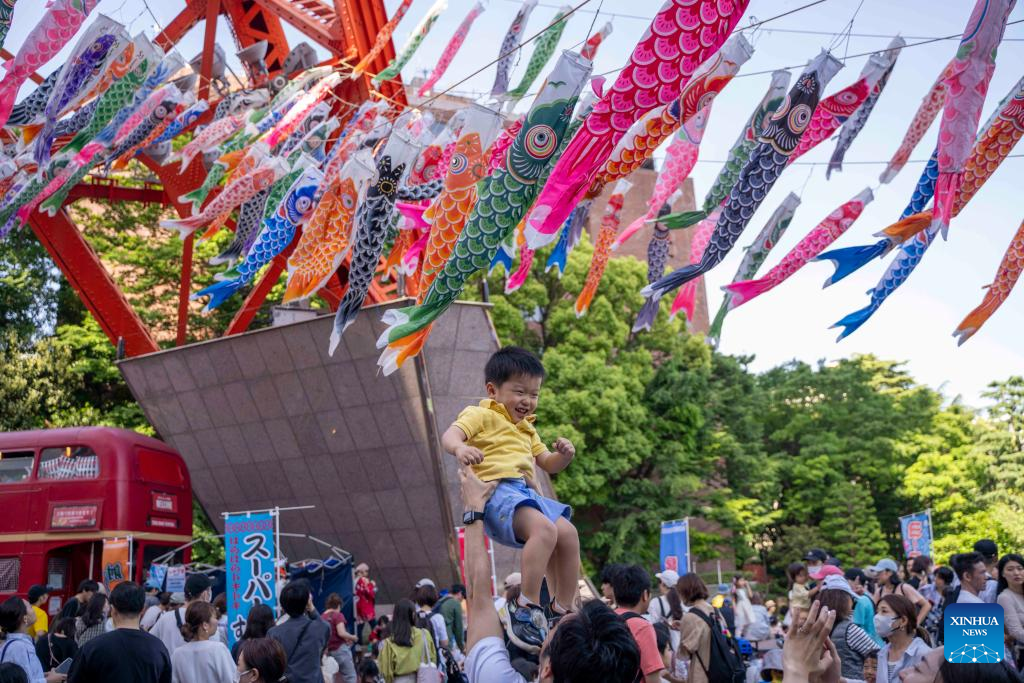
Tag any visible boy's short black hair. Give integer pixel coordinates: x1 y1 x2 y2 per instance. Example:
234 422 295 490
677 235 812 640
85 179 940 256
544 599 640 683
600 563 624 585
610 564 650 608
280 579 312 618
109 581 146 617
952 552 986 582
78 579 99 593
485 346 545 385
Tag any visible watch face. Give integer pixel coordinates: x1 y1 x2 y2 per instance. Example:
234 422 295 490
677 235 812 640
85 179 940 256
463 511 482 524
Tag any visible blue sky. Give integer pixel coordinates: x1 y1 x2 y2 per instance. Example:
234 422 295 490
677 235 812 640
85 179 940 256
6 0 1022 406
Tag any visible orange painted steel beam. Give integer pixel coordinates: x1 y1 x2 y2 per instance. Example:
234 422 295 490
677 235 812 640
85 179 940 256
248 0 343 55
220 1 291 73
28 210 159 357
0 49 44 84
155 1 208 52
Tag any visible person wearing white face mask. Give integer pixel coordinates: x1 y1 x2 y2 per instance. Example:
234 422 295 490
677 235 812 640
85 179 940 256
873 594 931 683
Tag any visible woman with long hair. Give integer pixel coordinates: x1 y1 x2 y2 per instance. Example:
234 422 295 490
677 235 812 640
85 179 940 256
230 604 275 663
34 617 77 673
171 601 237 682
874 593 931 682
377 600 436 683
997 553 1024 670
237 637 287 683
74 593 108 646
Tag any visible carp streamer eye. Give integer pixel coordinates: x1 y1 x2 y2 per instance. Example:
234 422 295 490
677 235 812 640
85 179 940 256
449 153 468 175
788 104 812 134
525 125 557 159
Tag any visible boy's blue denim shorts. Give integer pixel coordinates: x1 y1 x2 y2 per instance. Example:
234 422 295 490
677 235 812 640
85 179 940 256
483 478 572 549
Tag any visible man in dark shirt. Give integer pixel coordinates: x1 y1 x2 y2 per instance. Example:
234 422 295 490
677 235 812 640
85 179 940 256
59 580 98 620
68 581 171 683
268 579 330 683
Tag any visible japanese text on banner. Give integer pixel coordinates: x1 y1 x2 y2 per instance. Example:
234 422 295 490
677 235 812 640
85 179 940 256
225 513 276 646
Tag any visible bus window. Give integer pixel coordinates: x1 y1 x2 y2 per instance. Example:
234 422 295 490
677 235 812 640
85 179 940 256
38 446 100 480
0 557 19 592
137 449 184 487
0 450 34 483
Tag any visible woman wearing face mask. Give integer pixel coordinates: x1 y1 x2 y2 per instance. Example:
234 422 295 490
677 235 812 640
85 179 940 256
873 594 931 682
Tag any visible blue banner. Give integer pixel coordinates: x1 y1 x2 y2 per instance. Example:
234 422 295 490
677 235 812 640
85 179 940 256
225 513 277 646
899 510 932 559
660 519 690 575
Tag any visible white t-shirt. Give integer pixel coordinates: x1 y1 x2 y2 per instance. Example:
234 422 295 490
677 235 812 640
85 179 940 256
958 590 985 604
141 605 164 631
465 636 527 683
151 605 226 655
170 639 238 683
647 595 681 652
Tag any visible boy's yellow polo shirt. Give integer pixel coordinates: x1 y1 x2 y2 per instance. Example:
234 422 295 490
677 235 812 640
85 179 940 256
453 399 546 481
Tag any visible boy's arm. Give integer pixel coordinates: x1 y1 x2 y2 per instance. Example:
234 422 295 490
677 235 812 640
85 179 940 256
442 425 485 466
460 467 503 654
534 436 575 474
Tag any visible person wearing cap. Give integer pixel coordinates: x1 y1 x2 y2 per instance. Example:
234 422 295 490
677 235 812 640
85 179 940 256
148 573 223 655
494 573 521 614
26 586 50 640
647 569 683 651
973 539 1000 603
816 574 880 682
869 558 931 628
803 549 829 576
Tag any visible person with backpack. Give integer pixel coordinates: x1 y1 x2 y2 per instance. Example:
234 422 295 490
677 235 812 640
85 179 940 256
610 564 665 682
435 585 465 661
413 580 449 676
678 573 745 683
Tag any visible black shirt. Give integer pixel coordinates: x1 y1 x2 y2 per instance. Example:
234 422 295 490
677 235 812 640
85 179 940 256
35 632 78 672
60 598 83 620
68 628 172 683
268 615 330 683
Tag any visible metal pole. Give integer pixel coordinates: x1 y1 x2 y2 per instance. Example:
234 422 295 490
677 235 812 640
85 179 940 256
685 518 691 574
128 535 134 583
716 559 722 586
926 508 934 557
486 537 497 596
274 507 282 617
89 542 95 580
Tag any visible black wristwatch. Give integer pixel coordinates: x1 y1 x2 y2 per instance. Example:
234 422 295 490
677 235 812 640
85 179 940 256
463 510 485 525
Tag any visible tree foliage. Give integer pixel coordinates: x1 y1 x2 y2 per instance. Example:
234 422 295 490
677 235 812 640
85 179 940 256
1 189 1019 582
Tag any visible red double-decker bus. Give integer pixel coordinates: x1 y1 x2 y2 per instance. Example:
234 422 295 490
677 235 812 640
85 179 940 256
0 427 192 614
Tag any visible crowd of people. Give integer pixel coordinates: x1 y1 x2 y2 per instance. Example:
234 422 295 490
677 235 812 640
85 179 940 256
3 349 1023 683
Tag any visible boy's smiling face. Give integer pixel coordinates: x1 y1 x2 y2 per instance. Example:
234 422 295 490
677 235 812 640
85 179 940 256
487 373 543 422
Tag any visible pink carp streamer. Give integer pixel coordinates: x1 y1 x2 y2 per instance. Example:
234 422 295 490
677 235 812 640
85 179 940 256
524 0 750 249
879 59 957 183
597 32 753 187
505 236 534 294
574 179 633 317
613 104 712 250
416 2 486 97
0 0 100 127
725 188 874 308
954 218 1024 345
669 208 719 324
931 0 1015 238
787 53 890 164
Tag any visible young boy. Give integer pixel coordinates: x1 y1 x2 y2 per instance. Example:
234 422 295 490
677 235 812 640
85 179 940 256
442 346 580 653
